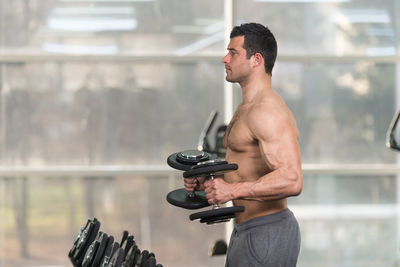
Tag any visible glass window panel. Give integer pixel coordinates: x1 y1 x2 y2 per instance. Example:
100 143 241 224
271 62 396 164
0 175 226 267
1 1 400 267
236 0 398 56
0 0 225 54
0 62 225 166
2 175 396 267
298 218 396 267
289 174 398 266
290 175 396 205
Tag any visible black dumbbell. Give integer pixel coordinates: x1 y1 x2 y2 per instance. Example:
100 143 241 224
68 218 101 266
99 241 120 267
122 245 141 267
82 231 111 267
183 160 245 224
91 233 114 267
166 150 216 209
108 247 125 267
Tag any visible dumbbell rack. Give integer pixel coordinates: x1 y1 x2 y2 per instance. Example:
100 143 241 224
68 218 163 267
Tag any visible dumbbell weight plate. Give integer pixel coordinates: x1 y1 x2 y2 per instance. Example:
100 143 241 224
202 214 232 224
92 234 114 267
183 160 238 178
166 150 216 210
166 188 210 209
71 218 100 266
81 240 99 267
190 206 245 224
167 150 216 171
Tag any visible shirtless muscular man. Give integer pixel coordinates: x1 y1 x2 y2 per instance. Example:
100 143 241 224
185 23 303 267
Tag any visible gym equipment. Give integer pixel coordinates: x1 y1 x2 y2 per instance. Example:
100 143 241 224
120 230 135 254
120 230 129 246
167 149 215 171
197 110 227 158
184 160 245 224
386 109 400 151
142 255 156 267
166 150 216 209
92 233 114 267
108 247 125 267
82 240 99 267
214 125 227 158
210 239 227 256
82 231 113 267
122 245 141 267
138 250 150 266
166 110 229 210
100 241 120 267
197 110 218 152
69 219 163 267
138 250 159 267
68 218 100 267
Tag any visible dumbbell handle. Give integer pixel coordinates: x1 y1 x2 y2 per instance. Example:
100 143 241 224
187 178 199 198
188 174 220 209
209 174 220 209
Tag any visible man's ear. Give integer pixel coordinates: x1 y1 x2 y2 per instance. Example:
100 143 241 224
252 52 264 68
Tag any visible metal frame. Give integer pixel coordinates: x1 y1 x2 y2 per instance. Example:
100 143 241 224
386 109 400 151
0 163 398 177
1 53 400 64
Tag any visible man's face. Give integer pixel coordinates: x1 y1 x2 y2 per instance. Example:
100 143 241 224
222 36 252 83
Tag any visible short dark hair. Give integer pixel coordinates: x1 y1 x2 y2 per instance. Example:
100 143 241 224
230 23 277 75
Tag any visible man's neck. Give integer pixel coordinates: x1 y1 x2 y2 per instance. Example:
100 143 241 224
240 73 272 104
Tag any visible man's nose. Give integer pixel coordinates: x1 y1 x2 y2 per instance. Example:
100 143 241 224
222 54 229 63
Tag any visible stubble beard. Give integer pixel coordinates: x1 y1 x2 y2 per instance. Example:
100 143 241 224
225 72 242 83
225 70 238 83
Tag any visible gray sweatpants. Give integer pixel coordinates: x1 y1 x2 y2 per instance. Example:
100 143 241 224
225 209 301 267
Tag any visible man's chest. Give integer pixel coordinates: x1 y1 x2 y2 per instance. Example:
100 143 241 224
223 112 256 151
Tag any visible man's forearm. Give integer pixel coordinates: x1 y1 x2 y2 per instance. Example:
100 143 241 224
231 170 302 201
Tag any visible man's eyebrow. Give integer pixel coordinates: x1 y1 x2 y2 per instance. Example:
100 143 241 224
227 48 237 52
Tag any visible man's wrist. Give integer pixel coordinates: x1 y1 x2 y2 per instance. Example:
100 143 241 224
230 181 252 200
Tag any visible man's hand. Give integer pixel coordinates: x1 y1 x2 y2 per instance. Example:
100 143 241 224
184 176 206 192
204 178 234 205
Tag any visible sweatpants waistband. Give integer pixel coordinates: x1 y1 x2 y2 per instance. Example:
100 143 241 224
234 209 294 232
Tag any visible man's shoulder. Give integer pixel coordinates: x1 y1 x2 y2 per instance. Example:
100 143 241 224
247 93 294 137
248 94 287 121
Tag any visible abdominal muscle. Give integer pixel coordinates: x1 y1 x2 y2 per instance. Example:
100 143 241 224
224 150 287 224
